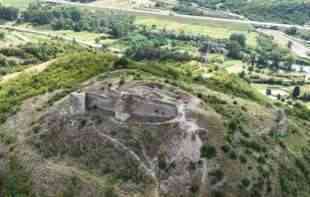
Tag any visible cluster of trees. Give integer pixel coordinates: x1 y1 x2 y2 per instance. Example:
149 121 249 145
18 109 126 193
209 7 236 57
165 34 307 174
0 42 60 62
139 25 223 44
125 33 198 61
0 4 19 21
226 33 247 59
285 27 310 41
254 35 295 70
21 3 135 38
0 42 65 75
195 0 310 25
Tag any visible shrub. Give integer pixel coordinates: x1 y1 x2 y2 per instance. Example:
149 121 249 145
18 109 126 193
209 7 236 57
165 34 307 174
241 178 251 188
229 151 237 160
201 144 217 159
239 154 247 164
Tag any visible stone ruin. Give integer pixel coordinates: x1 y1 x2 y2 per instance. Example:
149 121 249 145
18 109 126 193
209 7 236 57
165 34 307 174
69 89 178 123
43 82 210 197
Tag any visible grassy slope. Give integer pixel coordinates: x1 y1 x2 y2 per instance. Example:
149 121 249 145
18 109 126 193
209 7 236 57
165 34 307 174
0 0 37 9
1 52 310 197
204 0 310 25
135 16 258 47
0 52 117 123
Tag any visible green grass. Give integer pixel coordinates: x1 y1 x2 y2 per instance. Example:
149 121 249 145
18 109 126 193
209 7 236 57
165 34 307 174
15 23 105 44
0 52 117 123
135 16 258 47
0 0 36 9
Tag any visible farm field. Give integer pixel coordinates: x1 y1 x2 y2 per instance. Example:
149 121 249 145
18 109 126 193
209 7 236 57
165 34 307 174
12 23 105 44
135 16 258 47
0 0 36 8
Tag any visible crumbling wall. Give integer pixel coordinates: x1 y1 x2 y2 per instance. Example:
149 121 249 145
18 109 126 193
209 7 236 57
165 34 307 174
121 94 178 123
86 93 116 116
70 92 86 115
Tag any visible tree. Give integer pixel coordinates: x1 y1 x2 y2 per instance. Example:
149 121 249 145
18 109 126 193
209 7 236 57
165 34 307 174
287 41 293 49
229 33 246 48
270 49 282 69
284 55 295 71
266 88 272 96
292 86 301 99
227 41 242 59
0 5 19 21
0 32 4 40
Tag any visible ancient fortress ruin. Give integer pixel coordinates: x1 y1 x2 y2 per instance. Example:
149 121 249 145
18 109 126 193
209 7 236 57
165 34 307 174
59 82 209 196
69 88 178 123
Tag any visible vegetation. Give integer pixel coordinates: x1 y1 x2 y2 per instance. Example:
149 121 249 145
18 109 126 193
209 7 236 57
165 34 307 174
0 51 117 123
21 3 135 38
0 42 80 75
0 3 19 20
192 0 310 25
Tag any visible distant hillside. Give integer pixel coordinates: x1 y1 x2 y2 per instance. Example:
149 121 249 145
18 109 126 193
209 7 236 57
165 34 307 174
183 0 310 25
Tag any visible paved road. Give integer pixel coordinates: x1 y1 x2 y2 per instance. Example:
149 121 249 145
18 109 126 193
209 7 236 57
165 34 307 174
43 0 310 31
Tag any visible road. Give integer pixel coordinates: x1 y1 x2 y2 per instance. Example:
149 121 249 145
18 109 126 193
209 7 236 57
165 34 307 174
0 25 102 49
43 0 310 31
257 29 310 58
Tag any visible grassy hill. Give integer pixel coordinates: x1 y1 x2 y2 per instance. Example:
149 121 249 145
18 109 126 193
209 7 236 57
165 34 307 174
186 0 310 25
0 51 310 197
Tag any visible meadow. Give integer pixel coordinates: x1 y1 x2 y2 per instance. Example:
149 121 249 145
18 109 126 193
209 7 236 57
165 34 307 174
0 0 36 9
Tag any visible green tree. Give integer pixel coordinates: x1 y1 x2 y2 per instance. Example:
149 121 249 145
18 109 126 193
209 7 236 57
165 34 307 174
227 41 242 59
229 33 246 48
292 86 301 99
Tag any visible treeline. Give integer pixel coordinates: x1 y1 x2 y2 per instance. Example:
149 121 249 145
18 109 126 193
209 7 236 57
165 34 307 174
184 0 310 25
0 42 80 75
254 35 295 70
20 3 135 38
0 3 132 38
67 0 96 2
0 4 19 21
124 32 202 61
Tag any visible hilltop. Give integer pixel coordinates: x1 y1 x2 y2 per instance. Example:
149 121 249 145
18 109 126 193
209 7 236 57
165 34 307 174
0 52 309 197
0 1 310 197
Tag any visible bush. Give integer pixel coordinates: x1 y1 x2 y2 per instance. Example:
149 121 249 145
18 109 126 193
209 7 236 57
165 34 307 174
229 151 237 160
239 154 247 164
241 178 251 188
201 144 217 159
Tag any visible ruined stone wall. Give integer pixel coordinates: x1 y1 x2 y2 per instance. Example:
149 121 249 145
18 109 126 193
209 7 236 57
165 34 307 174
69 92 86 115
86 93 116 116
122 95 178 123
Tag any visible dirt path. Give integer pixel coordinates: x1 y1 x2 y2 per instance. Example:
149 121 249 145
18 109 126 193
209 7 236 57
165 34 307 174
0 59 55 84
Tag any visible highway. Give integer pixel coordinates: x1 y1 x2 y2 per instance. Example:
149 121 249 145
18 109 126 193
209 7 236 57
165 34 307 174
43 0 310 31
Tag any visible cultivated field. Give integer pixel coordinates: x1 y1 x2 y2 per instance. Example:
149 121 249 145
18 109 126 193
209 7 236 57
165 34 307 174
0 0 36 8
135 16 258 47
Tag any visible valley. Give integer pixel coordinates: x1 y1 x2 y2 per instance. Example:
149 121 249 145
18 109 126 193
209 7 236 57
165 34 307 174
0 0 310 197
